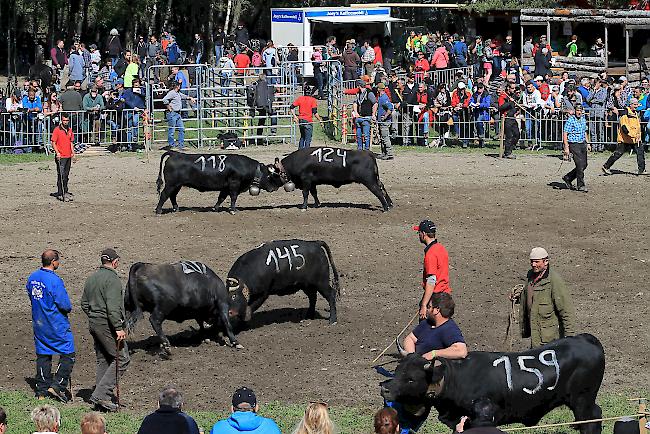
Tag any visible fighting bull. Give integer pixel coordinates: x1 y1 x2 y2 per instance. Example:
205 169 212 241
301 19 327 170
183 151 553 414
381 334 605 434
274 147 393 211
225 239 340 326
155 151 285 214
124 261 241 356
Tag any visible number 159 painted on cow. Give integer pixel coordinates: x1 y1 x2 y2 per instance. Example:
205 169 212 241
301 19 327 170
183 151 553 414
492 350 560 395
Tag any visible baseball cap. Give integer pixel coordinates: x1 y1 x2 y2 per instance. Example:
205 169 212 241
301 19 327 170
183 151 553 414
100 248 120 262
618 76 628 82
115 78 124 86
534 75 543 81
529 247 549 260
412 219 437 233
232 387 256 408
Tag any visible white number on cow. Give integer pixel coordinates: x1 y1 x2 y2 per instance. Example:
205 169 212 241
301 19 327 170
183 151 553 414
265 245 306 273
311 148 346 167
492 350 560 395
194 155 227 172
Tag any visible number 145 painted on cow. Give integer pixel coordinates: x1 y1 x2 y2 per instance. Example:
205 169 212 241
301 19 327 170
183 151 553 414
311 148 347 167
492 350 560 395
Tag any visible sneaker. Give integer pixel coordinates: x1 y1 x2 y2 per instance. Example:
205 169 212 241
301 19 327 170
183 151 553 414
577 185 589 193
385 155 394 160
503 154 516 159
64 193 74 202
639 168 646 175
601 166 612 175
49 192 60 197
562 176 575 190
90 397 119 412
48 387 69 404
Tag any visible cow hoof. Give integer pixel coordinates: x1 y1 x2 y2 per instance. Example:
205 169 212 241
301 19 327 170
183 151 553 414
155 210 162 215
300 207 307 212
314 202 322 208
235 343 244 350
172 207 179 213
228 210 236 215
329 321 338 326
212 206 219 212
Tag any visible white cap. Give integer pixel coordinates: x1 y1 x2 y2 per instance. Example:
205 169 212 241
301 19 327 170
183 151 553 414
534 76 543 81
458 82 466 89
619 75 628 82
530 247 549 260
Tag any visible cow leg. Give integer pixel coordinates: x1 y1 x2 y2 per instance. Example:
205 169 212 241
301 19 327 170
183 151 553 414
317 285 338 325
218 305 242 349
364 181 390 212
212 190 228 211
155 185 176 214
570 396 602 434
248 294 269 313
169 187 182 212
228 191 239 215
309 185 321 207
149 310 171 356
300 188 310 210
305 289 317 319
379 180 393 208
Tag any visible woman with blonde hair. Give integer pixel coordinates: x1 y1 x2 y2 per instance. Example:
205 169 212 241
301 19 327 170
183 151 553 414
374 407 400 434
293 402 334 434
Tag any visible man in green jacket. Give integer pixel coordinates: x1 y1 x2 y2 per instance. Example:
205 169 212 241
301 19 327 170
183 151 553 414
81 248 129 412
516 247 576 348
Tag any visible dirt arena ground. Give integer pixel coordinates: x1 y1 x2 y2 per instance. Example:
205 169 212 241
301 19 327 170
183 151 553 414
0 144 648 411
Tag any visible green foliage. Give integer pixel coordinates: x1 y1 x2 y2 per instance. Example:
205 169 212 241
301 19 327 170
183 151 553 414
0 153 52 165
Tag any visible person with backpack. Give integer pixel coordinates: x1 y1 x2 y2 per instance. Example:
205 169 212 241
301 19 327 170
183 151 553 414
252 73 277 145
105 29 122 66
352 79 377 150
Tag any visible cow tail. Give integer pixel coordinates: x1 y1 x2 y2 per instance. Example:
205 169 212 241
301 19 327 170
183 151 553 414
125 263 144 333
157 151 172 195
319 241 340 297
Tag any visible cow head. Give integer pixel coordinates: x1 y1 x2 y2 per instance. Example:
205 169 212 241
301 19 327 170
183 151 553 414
256 163 286 193
380 354 446 416
225 277 252 322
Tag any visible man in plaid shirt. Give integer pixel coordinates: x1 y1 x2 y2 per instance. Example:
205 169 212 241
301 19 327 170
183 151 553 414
562 105 591 192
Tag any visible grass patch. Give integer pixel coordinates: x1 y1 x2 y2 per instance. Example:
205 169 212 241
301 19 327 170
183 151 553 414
0 390 645 434
0 153 52 165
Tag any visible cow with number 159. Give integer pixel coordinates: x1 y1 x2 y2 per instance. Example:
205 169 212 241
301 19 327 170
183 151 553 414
273 147 393 211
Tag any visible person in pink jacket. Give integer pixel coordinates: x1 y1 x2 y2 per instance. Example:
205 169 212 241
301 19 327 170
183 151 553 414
431 44 449 70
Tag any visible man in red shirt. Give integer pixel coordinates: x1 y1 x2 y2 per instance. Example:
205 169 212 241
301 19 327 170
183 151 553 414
412 219 451 319
234 50 251 75
50 114 75 202
291 92 322 149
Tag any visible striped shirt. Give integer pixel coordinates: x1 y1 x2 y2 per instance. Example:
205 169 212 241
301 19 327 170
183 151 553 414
563 115 587 143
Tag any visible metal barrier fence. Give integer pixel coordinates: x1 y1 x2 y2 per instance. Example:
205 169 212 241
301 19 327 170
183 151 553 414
145 63 300 148
340 107 623 150
0 109 145 153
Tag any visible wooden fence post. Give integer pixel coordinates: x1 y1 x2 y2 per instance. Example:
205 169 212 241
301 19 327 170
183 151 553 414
639 398 648 434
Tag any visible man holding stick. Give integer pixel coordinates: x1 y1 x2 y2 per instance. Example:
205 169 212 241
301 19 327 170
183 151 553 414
81 248 129 412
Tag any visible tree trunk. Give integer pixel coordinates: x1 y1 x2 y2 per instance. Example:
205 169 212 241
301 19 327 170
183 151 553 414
229 0 242 34
207 1 214 62
81 0 91 38
149 1 157 36
162 0 173 32
224 0 233 33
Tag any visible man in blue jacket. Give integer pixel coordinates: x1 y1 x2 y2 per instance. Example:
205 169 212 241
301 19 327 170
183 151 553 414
469 83 492 148
211 387 281 434
122 76 146 151
25 249 75 402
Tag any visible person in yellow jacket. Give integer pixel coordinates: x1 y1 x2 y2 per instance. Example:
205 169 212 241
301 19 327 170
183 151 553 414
602 98 646 175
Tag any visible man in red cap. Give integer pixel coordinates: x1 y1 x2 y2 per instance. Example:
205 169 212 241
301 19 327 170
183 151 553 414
413 219 451 319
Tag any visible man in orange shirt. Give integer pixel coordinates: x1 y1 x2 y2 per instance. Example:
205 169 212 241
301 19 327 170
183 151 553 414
50 114 75 202
291 91 322 149
234 50 251 75
412 219 451 319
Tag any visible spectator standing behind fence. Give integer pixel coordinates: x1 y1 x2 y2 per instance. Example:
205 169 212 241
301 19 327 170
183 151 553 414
123 77 145 151
603 98 646 175
431 43 449 71
587 79 608 151
376 82 394 160
401 74 417 146
211 387 281 434
469 83 491 148
235 22 250 54
69 47 86 85
162 80 194 150
137 386 200 434
31 404 61 433
26 249 75 401
253 73 277 145
454 35 468 67
352 79 377 150
292 402 333 434
214 26 226 62
562 105 591 192
51 114 74 201
124 55 140 88
192 34 204 64
81 412 108 434
361 40 376 76
51 40 68 85
106 29 123 66
342 42 360 81
82 85 104 146
291 90 321 149
499 83 521 159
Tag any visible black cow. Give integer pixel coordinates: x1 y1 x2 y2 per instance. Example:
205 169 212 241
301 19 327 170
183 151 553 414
275 147 393 211
155 151 284 214
124 261 240 355
381 334 604 434
225 239 340 326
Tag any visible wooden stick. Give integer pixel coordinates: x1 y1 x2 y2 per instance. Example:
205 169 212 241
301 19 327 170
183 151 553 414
503 414 646 431
371 312 418 364
499 115 506 158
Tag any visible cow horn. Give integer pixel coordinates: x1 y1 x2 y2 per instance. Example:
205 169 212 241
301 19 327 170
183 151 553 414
226 278 239 291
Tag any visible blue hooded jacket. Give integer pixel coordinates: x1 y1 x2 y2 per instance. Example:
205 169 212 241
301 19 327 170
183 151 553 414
210 412 281 434
25 268 75 355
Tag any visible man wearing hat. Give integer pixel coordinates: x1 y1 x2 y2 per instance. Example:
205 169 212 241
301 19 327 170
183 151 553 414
413 220 451 320
602 98 645 175
512 247 576 348
352 78 377 151
210 387 281 434
81 248 129 412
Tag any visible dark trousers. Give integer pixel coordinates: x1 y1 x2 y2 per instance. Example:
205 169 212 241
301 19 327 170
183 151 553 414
504 119 520 156
343 67 358 82
56 157 72 195
89 323 130 402
298 120 313 149
36 353 75 396
565 142 588 188
604 142 646 173
255 108 277 143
